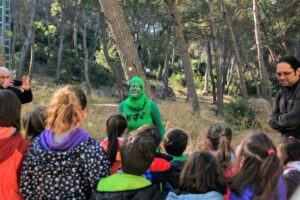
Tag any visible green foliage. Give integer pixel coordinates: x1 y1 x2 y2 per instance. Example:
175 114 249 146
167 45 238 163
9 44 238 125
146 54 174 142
169 73 186 90
223 98 260 130
194 76 204 90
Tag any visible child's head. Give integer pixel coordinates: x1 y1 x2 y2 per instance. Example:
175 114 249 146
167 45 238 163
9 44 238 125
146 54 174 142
232 132 282 199
106 114 127 164
46 85 87 134
179 151 226 194
215 126 233 168
106 114 128 137
141 125 162 148
0 90 21 130
22 105 47 142
205 124 223 150
121 125 158 175
278 136 300 165
163 128 188 156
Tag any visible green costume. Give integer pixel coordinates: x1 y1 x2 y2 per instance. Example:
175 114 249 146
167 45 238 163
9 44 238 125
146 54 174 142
119 77 165 137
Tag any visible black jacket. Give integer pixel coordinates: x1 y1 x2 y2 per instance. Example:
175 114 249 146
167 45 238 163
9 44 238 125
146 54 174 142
0 86 32 104
171 160 185 189
284 170 300 199
269 79 300 138
90 184 164 200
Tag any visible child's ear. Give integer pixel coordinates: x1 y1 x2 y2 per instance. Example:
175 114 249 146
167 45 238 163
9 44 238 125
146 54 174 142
205 138 211 147
122 128 128 136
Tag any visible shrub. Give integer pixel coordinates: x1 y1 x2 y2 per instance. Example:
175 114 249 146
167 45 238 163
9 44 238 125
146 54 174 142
223 98 260 130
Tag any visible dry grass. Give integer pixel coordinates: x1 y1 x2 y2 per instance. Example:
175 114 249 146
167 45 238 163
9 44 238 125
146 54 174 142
21 79 282 155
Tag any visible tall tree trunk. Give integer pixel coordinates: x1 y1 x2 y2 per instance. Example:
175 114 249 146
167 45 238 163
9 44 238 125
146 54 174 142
164 0 199 113
208 0 223 113
162 54 169 95
196 45 203 74
253 0 270 100
73 6 79 56
226 57 236 95
28 30 35 79
220 0 247 98
82 21 92 96
17 0 36 79
206 39 216 103
147 48 152 71
157 64 163 81
10 29 16 70
98 0 154 98
43 3 51 66
100 12 125 102
9 0 17 70
56 9 65 82
89 11 100 63
203 63 210 95
250 64 261 97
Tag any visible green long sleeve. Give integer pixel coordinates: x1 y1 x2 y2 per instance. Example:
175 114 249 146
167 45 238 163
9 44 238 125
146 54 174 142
150 101 166 138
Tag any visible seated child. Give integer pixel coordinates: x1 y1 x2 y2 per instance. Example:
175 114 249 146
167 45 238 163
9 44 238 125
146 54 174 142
146 126 177 194
22 105 47 142
91 125 164 200
0 90 29 200
230 132 286 200
166 151 227 200
205 124 235 161
163 128 188 189
100 114 127 174
278 136 300 199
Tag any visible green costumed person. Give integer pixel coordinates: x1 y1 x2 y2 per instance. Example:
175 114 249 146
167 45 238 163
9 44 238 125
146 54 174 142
119 76 165 137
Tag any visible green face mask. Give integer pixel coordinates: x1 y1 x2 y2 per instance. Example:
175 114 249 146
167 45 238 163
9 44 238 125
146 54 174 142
129 82 142 98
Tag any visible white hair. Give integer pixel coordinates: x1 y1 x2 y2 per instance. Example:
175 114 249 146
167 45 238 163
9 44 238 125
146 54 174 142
0 66 11 75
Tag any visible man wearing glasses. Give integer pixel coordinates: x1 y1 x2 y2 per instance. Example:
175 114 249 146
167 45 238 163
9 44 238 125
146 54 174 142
269 56 300 139
0 66 32 104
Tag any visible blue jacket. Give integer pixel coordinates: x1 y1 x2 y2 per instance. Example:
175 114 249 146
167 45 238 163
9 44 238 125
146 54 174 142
166 191 224 200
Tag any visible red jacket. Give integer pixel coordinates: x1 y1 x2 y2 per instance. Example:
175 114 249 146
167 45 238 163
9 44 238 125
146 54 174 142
0 127 29 200
100 137 124 174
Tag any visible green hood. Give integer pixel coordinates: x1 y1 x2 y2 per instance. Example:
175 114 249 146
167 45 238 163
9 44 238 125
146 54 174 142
125 77 148 109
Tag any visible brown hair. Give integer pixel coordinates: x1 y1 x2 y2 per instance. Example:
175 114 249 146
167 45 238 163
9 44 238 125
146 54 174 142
278 137 300 165
179 151 227 194
231 133 282 199
0 90 21 130
206 124 222 150
22 105 47 142
106 114 127 165
46 85 87 134
121 125 158 175
163 128 188 156
215 127 234 169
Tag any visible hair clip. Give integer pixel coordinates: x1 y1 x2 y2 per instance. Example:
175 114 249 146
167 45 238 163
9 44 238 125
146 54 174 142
267 149 275 155
288 136 295 140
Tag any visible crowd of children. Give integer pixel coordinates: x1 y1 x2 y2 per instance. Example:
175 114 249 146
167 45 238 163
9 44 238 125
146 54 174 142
0 85 300 200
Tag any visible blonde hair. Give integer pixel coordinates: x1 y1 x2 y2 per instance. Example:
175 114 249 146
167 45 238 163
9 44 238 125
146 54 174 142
46 85 87 134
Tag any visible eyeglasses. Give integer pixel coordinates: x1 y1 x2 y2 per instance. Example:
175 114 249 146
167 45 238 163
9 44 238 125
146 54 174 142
0 76 10 79
276 71 295 77
130 85 141 89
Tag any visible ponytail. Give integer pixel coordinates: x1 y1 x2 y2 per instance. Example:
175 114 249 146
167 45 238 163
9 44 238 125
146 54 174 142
257 151 281 199
216 135 232 169
106 114 127 165
46 86 87 134
231 133 283 200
